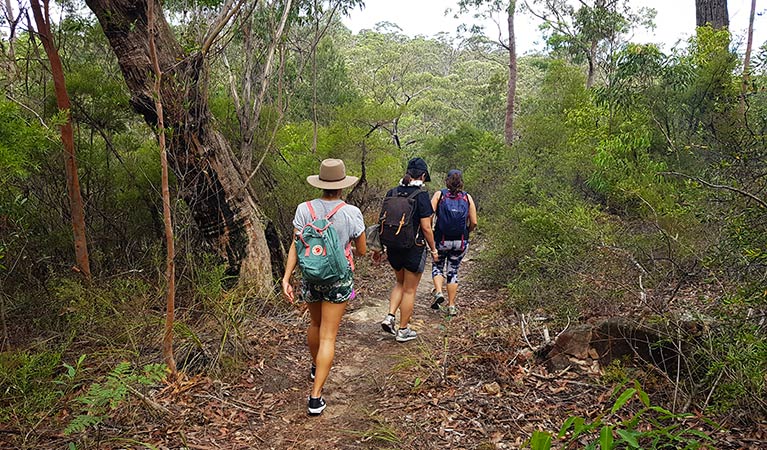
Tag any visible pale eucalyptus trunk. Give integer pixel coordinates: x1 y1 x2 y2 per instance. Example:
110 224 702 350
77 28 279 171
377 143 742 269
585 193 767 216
504 1 517 145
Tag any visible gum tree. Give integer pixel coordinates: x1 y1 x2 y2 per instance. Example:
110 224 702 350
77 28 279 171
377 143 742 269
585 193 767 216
83 0 274 286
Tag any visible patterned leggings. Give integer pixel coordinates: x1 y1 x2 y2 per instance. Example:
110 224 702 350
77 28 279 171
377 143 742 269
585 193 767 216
431 240 468 284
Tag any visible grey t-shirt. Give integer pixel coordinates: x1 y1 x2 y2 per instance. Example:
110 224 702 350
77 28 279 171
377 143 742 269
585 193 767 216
293 199 365 260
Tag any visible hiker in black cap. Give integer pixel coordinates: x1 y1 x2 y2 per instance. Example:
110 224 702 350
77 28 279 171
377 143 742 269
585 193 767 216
377 157 438 342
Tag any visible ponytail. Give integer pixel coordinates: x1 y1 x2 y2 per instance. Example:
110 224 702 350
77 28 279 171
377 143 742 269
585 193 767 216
446 171 464 194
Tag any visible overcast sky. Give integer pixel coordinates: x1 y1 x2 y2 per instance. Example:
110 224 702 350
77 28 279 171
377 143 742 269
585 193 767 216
342 0 765 54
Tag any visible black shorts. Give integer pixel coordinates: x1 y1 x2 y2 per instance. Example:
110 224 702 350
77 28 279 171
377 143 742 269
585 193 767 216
387 245 428 273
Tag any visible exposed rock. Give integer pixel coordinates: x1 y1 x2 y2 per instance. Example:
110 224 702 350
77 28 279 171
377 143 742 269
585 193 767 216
591 318 679 376
540 318 683 377
550 325 593 359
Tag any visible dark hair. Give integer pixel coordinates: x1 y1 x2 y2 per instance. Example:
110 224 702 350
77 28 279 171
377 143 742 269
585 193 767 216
446 171 464 194
402 169 424 185
323 188 342 197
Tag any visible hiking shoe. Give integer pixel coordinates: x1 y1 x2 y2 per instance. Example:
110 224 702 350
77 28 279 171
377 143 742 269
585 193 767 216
395 327 418 342
431 290 445 310
381 314 396 335
310 365 316 381
447 305 458 316
307 396 326 415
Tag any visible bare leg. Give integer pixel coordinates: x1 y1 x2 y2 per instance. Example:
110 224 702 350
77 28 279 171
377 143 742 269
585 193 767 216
307 302 322 365
388 269 405 315
447 283 458 307
311 301 347 398
433 274 445 296
399 270 423 329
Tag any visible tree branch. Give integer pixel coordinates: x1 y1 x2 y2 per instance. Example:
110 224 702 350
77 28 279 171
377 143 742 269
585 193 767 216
201 0 247 55
660 171 767 209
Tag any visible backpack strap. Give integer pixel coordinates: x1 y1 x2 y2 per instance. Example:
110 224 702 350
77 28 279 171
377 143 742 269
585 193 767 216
396 186 422 198
325 201 346 220
305 201 317 221
306 200 346 221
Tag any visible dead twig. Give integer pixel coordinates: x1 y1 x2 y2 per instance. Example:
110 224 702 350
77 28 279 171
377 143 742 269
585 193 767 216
520 314 535 351
126 385 171 416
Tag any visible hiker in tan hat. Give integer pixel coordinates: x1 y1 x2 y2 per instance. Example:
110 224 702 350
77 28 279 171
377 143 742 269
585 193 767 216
282 158 366 416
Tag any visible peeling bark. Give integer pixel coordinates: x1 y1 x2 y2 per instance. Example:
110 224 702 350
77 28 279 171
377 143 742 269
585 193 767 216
84 0 272 287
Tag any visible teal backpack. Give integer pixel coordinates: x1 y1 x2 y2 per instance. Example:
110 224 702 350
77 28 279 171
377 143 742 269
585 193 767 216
296 201 351 285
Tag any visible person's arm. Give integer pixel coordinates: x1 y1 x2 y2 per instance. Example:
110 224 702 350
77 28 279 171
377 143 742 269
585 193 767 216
353 232 367 256
430 191 441 230
349 206 366 256
420 216 438 259
430 191 441 213
467 194 478 232
282 230 299 303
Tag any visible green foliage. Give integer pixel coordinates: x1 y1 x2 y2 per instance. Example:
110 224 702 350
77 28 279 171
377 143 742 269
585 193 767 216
0 100 52 182
0 99 54 271
532 0 656 71
0 349 63 423
44 277 154 338
0 350 85 426
527 382 714 449
691 312 767 416
65 362 167 435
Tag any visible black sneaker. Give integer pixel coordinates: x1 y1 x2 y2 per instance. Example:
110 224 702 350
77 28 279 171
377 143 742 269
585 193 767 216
308 396 326 415
310 365 316 381
431 290 445 310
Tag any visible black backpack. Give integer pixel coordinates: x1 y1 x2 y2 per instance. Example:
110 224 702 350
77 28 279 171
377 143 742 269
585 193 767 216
378 187 422 249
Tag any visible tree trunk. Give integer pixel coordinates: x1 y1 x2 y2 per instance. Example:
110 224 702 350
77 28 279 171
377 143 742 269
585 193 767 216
504 1 517 146
148 0 177 380
4 0 17 59
695 0 729 29
30 0 92 282
740 0 756 115
84 0 272 287
586 40 598 89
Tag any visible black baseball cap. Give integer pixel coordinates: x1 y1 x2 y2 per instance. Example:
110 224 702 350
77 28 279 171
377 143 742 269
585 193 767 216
406 157 431 182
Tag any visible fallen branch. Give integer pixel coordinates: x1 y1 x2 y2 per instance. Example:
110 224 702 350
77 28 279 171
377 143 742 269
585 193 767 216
126 385 170 416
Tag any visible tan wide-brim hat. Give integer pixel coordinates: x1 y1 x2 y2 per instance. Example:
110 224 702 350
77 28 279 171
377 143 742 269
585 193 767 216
306 158 359 190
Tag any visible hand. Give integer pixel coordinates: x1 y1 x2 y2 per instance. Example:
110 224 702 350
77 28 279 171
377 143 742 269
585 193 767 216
372 250 383 264
282 278 294 304
430 249 439 260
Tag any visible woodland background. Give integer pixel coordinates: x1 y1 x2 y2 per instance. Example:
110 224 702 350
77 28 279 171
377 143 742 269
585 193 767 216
0 0 765 448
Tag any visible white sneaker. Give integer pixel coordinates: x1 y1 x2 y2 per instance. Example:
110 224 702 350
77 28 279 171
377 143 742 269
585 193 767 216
395 327 418 342
447 305 458 316
381 314 396 335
